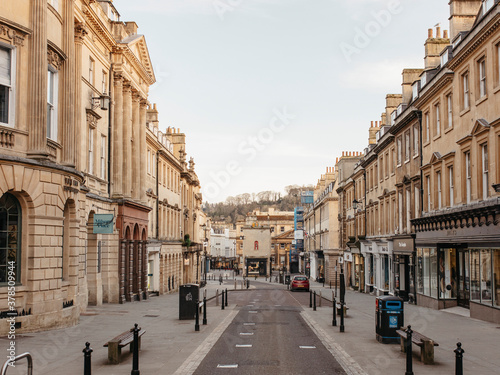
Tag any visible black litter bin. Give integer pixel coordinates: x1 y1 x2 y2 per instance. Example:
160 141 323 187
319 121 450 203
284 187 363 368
179 284 199 320
285 274 291 285
375 295 404 343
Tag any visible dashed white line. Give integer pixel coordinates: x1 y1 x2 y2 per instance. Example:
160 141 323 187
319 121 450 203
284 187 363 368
243 323 255 326
235 344 252 348
299 345 317 349
240 332 254 336
217 364 238 368
249 311 258 313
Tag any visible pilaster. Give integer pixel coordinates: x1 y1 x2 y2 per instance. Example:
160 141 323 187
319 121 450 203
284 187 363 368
122 82 132 197
131 93 141 200
74 22 87 171
112 74 123 197
61 0 76 166
27 0 48 159
139 100 148 203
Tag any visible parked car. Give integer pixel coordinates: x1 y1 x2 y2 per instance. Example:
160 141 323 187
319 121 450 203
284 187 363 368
290 275 309 292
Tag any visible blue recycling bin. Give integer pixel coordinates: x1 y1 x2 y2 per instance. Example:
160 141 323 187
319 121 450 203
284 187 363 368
375 296 404 343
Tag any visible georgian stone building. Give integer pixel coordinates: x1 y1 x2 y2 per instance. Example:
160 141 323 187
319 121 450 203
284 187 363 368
236 209 294 274
304 167 344 284
335 0 500 324
0 0 204 334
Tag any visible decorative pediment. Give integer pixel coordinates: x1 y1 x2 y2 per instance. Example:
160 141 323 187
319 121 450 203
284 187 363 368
471 118 490 136
429 152 442 165
118 34 155 85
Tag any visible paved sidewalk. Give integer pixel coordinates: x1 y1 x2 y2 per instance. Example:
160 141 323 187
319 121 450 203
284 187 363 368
303 279 500 375
1 274 242 375
2 273 498 374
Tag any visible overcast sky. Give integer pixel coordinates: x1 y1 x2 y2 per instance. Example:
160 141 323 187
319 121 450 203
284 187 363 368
116 0 450 203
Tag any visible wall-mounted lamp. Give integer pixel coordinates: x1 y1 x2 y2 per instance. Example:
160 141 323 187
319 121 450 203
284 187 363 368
353 199 361 211
92 93 110 111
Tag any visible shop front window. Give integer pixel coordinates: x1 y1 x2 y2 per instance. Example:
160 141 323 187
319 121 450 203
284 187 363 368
417 249 423 294
439 248 457 299
383 255 389 290
471 250 481 302
423 248 430 295
481 249 492 304
494 250 500 307
430 248 438 298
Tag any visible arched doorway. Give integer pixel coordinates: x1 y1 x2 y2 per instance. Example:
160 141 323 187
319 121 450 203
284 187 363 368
0 193 21 284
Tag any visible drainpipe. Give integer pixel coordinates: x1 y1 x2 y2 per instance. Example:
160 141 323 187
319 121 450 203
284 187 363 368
156 150 160 239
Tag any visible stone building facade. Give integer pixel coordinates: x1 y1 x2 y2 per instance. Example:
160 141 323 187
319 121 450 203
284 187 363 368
0 0 203 334
335 0 500 324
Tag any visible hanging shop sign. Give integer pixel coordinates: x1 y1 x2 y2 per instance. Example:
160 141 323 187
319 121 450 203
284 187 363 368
93 214 114 234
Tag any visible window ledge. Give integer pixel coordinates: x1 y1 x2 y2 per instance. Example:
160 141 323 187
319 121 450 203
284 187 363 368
423 140 430 148
493 85 500 94
459 107 471 117
413 154 419 160
475 95 488 106
433 134 441 141
444 126 454 134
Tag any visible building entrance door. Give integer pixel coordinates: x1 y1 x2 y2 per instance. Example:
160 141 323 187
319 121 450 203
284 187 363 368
457 250 470 308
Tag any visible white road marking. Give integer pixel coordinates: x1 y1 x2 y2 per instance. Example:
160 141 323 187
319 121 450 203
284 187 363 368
217 364 238 368
235 344 252 348
173 310 238 375
240 332 254 335
243 323 255 326
249 311 258 313
299 345 317 349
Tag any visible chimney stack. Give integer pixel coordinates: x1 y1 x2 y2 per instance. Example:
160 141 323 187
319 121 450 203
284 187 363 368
402 69 424 104
449 0 483 41
424 26 450 70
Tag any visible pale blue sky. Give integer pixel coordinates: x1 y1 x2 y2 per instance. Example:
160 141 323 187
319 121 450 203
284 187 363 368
116 0 450 203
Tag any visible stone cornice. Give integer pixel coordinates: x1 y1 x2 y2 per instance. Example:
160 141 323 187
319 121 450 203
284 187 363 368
448 12 500 70
114 44 155 86
413 72 454 107
82 4 116 50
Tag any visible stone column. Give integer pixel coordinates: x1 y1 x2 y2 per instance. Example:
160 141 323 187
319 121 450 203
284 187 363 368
119 240 126 304
74 23 87 171
131 93 141 200
27 0 48 158
128 240 134 301
122 82 132 197
142 240 148 299
61 0 76 166
139 100 148 202
112 75 123 197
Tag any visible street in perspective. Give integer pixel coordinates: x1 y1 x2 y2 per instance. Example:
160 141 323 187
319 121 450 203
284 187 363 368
1 0 500 375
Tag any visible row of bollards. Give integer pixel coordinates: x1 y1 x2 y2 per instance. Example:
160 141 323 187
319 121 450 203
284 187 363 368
403 325 465 375
83 323 142 375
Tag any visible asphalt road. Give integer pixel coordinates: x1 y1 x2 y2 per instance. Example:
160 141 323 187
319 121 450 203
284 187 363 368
193 282 345 375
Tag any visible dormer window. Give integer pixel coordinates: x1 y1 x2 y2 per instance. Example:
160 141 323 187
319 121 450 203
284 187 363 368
421 73 427 87
483 0 494 15
412 82 419 101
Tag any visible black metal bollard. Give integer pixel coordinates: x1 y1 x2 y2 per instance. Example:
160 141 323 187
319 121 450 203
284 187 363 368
203 296 207 325
313 291 316 311
131 323 140 375
332 297 337 326
221 290 225 310
83 342 92 375
195 301 200 331
339 302 345 332
309 290 312 308
454 342 464 375
225 288 228 307
405 325 413 375
246 279 249 289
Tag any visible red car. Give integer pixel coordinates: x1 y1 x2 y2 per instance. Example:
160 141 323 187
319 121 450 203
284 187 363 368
290 275 310 292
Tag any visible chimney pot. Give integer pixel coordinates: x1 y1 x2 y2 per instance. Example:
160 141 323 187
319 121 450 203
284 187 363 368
428 28 433 38
436 26 441 38
371 121 374 128
443 30 448 39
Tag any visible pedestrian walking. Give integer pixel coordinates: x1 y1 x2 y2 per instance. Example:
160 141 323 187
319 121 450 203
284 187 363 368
219 274 223 285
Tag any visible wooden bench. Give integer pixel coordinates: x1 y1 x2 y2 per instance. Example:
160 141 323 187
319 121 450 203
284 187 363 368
396 327 438 365
103 327 146 364
336 303 349 316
